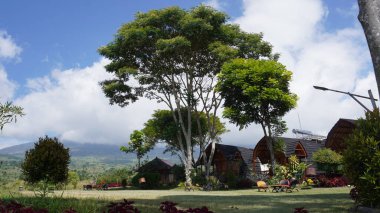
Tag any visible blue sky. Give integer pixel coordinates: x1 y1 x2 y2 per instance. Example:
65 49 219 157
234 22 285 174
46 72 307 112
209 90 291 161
0 0 375 148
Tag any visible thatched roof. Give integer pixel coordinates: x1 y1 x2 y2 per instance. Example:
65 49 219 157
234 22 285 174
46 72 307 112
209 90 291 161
138 157 174 173
254 136 325 164
325 118 356 153
198 143 254 169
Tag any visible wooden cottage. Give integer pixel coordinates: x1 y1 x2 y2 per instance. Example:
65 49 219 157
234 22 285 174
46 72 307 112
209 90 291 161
198 143 253 180
138 157 175 184
325 118 356 153
253 137 325 173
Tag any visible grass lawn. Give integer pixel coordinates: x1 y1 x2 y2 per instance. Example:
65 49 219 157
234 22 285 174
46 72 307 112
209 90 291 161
0 187 354 212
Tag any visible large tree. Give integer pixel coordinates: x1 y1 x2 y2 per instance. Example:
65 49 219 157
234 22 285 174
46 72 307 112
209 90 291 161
358 0 380 99
99 5 275 184
21 136 70 197
217 59 297 174
0 101 24 131
120 130 154 169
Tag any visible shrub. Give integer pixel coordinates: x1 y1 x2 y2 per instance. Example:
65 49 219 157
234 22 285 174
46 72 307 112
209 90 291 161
191 173 207 186
316 175 348 187
236 178 253 189
21 136 70 197
0 200 48 213
313 148 343 174
131 172 160 189
343 110 380 208
224 171 238 189
105 199 140 213
159 201 213 213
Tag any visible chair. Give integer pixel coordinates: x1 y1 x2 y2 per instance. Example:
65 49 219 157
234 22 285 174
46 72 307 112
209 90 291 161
257 180 269 192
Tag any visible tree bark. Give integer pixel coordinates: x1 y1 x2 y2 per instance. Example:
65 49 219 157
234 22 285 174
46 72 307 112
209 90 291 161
358 0 380 98
261 123 275 175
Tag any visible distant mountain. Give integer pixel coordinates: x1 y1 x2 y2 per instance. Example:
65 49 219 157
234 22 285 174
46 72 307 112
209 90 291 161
0 141 178 163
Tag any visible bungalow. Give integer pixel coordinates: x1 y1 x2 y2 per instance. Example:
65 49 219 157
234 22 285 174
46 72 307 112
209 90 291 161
198 143 253 180
325 118 356 153
138 157 175 184
253 136 325 173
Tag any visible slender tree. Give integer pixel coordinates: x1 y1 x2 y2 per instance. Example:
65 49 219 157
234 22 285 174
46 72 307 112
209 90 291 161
358 0 380 98
217 59 297 174
120 130 154 169
99 5 275 184
0 101 24 131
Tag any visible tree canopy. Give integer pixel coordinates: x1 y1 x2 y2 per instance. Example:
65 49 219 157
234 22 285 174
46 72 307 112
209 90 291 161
21 136 70 184
120 130 154 169
217 59 297 174
99 5 276 184
343 110 380 207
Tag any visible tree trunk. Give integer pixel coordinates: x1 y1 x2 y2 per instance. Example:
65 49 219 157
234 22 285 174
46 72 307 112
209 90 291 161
358 0 380 98
205 140 216 178
261 123 275 175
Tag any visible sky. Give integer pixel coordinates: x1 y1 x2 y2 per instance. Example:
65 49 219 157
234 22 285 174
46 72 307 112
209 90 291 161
0 0 376 149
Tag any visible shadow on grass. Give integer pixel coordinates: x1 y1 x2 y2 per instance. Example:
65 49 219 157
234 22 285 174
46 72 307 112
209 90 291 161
1 191 354 213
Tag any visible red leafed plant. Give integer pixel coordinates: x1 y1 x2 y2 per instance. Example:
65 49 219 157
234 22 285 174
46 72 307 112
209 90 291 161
159 201 213 213
0 200 48 213
294 207 308 213
104 199 140 213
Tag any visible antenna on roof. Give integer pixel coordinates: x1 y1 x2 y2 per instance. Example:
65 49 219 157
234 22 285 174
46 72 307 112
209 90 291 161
292 129 326 141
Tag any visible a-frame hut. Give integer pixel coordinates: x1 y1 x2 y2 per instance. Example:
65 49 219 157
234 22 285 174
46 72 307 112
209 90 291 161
325 118 356 153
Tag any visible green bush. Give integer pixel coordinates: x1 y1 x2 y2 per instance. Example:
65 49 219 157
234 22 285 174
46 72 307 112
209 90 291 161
343 110 380 208
191 173 207 186
97 167 134 185
225 171 238 189
313 148 342 174
131 172 160 189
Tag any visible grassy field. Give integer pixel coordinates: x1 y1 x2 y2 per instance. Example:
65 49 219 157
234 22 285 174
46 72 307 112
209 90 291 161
0 187 354 212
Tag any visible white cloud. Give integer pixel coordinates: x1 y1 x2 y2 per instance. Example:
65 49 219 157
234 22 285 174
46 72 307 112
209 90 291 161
0 30 19 101
231 0 374 144
0 65 17 101
2 59 165 145
0 31 22 59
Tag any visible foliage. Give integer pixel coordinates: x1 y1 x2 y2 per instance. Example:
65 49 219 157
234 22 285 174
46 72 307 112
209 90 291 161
131 172 160 189
0 101 24 131
171 165 186 182
236 178 253 189
217 59 297 174
224 171 238 189
287 155 308 179
294 207 308 213
97 168 135 185
120 130 154 169
0 200 48 213
105 199 140 213
99 5 275 185
159 201 213 213
21 136 70 197
316 175 348 187
312 148 343 174
343 109 380 208
191 172 207 186
67 171 80 189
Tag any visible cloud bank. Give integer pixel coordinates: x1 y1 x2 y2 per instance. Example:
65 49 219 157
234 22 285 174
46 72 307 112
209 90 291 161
230 0 375 141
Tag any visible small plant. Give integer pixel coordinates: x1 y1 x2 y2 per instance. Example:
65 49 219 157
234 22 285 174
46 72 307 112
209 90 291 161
294 207 308 213
104 199 140 213
159 201 213 213
0 199 48 213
